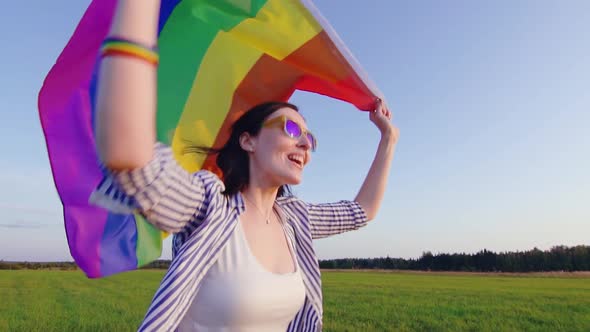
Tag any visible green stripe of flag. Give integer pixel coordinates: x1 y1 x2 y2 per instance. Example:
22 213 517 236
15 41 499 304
156 0 269 142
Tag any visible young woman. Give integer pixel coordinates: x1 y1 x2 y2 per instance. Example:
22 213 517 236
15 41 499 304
93 1 398 331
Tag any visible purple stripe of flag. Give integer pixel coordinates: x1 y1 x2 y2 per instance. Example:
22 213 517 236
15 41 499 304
38 0 117 278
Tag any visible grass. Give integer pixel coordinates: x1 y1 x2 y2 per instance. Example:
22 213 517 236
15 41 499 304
321 271 590 331
1 270 589 331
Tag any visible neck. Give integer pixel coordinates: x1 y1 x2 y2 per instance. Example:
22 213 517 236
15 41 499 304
245 161 282 209
241 185 278 212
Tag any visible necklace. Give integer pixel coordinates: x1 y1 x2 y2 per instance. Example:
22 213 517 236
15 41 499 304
243 194 273 224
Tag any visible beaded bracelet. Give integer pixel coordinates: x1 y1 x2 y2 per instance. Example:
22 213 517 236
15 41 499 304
100 37 159 66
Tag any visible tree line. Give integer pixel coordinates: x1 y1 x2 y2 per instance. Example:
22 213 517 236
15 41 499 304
1 245 588 272
319 245 590 272
0 261 79 270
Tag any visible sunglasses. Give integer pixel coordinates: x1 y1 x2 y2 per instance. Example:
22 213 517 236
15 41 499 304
262 115 317 152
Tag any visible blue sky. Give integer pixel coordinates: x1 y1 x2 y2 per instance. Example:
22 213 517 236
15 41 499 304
0 1 588 262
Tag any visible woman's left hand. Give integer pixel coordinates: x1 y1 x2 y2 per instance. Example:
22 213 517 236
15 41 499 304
369 99 398 141
355 98 399 220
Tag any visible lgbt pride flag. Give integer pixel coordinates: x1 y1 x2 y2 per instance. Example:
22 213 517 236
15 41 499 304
38 0 384 278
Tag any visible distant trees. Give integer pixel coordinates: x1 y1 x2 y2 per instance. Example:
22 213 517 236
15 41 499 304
0 260 172 271
319 245 590 272
140 260 172 269
0 261 78 270
2 245 588 272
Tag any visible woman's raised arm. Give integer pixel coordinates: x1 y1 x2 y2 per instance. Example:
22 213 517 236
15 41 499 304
354 100 399 220
95 0 161 170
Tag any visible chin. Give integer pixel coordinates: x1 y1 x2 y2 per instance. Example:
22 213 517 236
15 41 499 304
282 173 303 185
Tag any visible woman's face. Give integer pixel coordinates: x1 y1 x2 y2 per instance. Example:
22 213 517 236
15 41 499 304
246 107 313 187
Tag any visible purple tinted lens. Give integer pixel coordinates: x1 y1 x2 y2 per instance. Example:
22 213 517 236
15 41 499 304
285 120 302 138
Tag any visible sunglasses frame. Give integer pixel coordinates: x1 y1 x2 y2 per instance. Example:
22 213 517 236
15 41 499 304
262 115 317 152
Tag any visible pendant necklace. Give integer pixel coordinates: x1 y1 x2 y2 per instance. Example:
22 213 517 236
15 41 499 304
243 194 273 224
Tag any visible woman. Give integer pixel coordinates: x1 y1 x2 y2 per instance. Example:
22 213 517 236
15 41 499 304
93 1 398 331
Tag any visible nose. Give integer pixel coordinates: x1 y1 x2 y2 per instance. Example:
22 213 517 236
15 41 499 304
297 134 312 151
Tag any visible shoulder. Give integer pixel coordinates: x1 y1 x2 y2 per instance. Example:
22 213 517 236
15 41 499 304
276 195 310 220
193 169 226 194
276 195 306 208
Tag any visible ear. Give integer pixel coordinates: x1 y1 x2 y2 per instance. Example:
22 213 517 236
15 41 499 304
239 132 256 153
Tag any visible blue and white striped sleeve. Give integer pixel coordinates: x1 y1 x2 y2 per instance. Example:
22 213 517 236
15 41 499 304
89 142 209 233
307 200 369 239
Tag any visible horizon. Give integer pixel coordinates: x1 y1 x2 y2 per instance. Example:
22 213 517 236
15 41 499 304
1 0 589 262
0 245 590 266
3 242 588 264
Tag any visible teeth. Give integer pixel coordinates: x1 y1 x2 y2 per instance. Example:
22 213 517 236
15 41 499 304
288 154 303 165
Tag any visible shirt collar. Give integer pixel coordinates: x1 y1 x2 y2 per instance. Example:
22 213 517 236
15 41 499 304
229 191 246 214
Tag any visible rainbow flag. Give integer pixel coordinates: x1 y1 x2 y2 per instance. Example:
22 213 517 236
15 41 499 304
38 0 383 278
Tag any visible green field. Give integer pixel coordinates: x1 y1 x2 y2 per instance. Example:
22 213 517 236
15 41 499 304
1 270 589 331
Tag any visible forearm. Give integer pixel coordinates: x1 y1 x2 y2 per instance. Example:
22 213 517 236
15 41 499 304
355 131 396 220
96 0 161 170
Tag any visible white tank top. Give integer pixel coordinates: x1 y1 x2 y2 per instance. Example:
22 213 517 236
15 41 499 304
178 218 306 331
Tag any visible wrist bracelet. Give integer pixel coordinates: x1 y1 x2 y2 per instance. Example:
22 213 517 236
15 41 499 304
100 37 159 66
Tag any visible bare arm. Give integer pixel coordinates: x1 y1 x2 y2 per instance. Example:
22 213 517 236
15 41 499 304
354 100 399 220
95 0 161 170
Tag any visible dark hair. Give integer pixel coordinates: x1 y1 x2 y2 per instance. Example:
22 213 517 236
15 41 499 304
186 101 298 197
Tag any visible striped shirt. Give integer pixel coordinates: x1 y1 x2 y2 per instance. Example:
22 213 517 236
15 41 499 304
91 143 368 332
